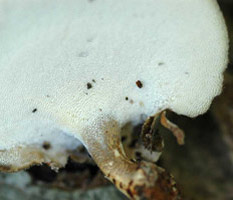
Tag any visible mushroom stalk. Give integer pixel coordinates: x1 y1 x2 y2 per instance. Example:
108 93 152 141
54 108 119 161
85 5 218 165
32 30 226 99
83 120 181 200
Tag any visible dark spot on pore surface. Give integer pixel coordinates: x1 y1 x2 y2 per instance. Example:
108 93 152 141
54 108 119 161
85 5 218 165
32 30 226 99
32 108 37 113
92 79 96 83
136 80 143 88
87 82 92 89
158 62 164 66
42 142 51 150
87 38 93 42
125 97 129 101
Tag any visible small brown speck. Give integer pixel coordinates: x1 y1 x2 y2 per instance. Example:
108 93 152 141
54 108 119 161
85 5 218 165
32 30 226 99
92 79 96 83
42 142 51 150
87 82 92 89
129 99 134 104
136 80 143 88
32 108 37 113
112 179 116 184
99 108 102 111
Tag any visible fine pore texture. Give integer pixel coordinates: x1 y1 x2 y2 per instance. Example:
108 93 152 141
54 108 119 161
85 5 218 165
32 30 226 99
0 0 229 199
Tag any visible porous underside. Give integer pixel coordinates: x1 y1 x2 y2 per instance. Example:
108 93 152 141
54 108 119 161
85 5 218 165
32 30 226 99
0 0 228 170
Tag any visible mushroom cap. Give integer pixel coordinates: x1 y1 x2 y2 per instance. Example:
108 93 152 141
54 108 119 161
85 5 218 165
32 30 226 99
0 0 228 170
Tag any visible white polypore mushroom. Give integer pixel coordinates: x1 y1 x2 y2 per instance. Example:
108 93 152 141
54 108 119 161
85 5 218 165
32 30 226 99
0 0 228 199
